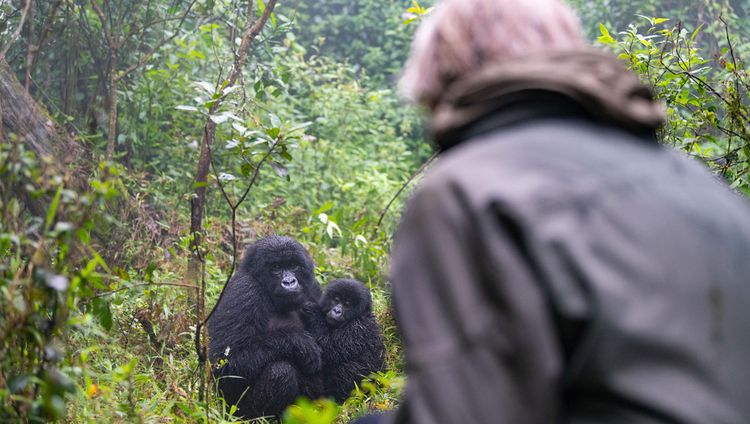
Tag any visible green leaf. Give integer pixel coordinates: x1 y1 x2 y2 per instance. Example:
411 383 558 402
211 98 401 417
326 220 342 239
222 85 241 96
93 298 113 331
690 23 705 43
210 112 240 124
45 185 63 233
145 261 157 281
210 114 229 124
218 172 237 182
269 113 281 129
270 161 289 178
194 81 216 94
232 123 248 134
53 221 73 234
314 201 335 215
266 127 280 138
597 23 616 44
287 121 312 134
76 228 91 244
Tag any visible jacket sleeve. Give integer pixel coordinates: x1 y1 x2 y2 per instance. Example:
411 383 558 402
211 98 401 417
390 182 562 423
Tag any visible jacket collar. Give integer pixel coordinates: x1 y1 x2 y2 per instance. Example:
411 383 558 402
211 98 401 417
430 49 666 150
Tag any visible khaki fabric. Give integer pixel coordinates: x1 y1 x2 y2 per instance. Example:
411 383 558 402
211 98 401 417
430 49 665 147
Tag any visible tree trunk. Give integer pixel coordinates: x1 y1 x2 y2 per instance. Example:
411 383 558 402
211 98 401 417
187 120 216 299
23 0 34 91
187 0 278 401
0 58 90 175
187 0 278 285
106 50 118 159
0 58 169 266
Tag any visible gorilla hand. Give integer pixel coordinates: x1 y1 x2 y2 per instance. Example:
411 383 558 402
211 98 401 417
291 333 322 375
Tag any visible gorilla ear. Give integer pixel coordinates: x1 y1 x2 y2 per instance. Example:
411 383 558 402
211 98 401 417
361 297 373 314
240 243 262 272
359 285 373 312
241 245 254 261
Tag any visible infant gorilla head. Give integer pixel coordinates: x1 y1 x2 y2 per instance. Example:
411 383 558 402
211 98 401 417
319 278 372 328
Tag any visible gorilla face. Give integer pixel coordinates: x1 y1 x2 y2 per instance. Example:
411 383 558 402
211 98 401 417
266 259 306 306
320 279 372 328
242 236 319 312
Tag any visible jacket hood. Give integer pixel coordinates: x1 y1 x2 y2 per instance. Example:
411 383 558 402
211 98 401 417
430 49 666 149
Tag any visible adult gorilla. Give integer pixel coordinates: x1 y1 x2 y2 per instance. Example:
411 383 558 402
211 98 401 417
208 236 322 419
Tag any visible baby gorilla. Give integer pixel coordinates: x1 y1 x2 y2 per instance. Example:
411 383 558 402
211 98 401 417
304 279 385 402
208 236 322 419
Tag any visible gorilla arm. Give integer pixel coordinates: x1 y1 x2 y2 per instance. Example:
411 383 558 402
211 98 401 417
210 284 322 379
264 324 322 375
219 329 322 379
322 318 380 366
301 301 352 365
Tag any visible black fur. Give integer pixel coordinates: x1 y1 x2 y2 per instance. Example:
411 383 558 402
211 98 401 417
208 236 323 419
304 279 386 402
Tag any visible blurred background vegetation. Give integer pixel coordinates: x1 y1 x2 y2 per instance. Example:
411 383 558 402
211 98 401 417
0 0 747 422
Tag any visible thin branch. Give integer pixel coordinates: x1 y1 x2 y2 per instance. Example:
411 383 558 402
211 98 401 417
88 281 197 299
89 0 113 46
204 136 281 315
661 35 750 125
371 153 437 239
196 247 208 401
117 0 198 79
34 0 64 51
193 137 283 367
122 14 193 44
0 0 33 60
719 15 738 80
717 125 749 142
201 133 283 333
224 0 278 93
718 14 744 153
191 0 279 390
24 0 64 91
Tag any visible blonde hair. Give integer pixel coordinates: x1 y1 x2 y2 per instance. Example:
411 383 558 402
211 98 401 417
400 0 586 108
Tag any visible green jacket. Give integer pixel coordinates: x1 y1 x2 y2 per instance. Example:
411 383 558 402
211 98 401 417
389 51 750 423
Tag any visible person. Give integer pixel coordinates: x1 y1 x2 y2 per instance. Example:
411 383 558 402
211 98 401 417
380 0 750 422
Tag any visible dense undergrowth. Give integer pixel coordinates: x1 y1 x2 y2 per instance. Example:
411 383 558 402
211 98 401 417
1 0 748 422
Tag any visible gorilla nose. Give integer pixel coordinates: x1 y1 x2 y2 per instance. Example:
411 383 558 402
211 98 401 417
281 275 298 289
331 305 342 317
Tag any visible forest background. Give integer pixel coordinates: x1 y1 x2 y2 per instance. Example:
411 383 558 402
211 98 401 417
0 0 748 422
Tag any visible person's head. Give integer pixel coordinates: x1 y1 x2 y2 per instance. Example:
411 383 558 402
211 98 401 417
400 0 586 110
